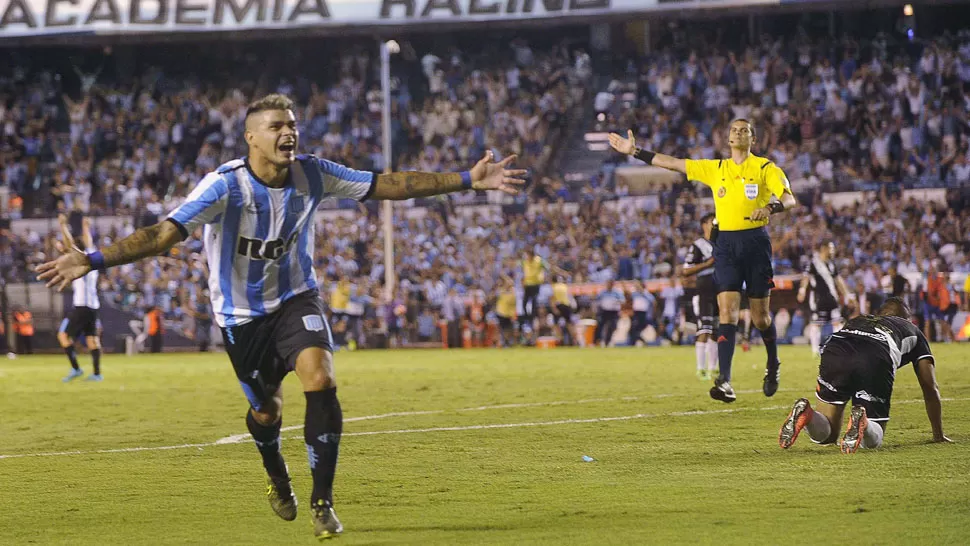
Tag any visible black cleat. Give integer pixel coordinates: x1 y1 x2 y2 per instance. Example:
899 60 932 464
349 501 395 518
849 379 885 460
709 377 737 403
267 477 298 521
763 362 781 397
312 500 344 540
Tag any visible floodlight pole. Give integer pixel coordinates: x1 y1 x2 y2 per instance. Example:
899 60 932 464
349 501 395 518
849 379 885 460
380 39 396 303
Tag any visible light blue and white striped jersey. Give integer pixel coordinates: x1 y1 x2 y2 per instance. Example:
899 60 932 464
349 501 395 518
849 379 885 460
166 155 374 327
71 258 100 310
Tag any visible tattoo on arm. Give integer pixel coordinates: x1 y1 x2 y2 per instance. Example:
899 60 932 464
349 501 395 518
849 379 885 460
373 172 463 200
102 220 184 268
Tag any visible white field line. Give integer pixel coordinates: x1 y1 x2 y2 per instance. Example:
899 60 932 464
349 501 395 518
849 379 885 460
1 397 964 461
214 388 794 445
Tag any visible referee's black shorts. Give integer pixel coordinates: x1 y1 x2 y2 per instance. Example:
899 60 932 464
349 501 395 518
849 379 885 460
714 227 775 298
221 291 334 412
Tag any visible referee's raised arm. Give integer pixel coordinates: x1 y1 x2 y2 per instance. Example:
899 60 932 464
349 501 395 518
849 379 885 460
608 130 687 174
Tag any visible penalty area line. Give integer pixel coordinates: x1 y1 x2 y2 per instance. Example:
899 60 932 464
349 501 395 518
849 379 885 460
215 389 802 445
2 397 965 461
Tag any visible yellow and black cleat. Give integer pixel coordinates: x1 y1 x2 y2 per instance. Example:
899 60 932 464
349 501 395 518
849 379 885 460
266 478 298 522
312 499 343 540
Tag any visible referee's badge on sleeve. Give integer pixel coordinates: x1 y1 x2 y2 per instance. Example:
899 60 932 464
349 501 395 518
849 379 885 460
717 186 727 198
744 184 759 200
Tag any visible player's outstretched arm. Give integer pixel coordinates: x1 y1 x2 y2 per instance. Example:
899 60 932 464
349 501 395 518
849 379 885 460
57 214 76 248
372 151 527 200
915 358 951 443
81 217 95 250
36 220 184 291
608 130 686 174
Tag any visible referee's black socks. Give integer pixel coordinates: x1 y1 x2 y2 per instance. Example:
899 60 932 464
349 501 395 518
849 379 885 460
761 323 779 369
716 324 737 382
92 349 101 375
65 346 80 370
246 410 288 481
304 388 342 507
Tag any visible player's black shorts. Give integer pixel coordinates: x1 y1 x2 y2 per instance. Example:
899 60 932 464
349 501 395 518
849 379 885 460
692 289 717 336
555 304 573 324
498 315 515 330
60 307 99 338
816 337 894 421
713 227 775 297
683 289 698 324
221 291 333 412
811 307 842 325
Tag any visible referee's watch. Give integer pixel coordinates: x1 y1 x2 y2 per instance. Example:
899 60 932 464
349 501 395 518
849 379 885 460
767 202 786 215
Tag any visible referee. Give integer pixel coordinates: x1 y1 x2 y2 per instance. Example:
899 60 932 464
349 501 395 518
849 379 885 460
610 120 796 403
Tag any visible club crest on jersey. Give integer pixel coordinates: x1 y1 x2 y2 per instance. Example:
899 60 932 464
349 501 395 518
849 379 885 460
717 186 727 198
237 232 299 261
744 184 759 200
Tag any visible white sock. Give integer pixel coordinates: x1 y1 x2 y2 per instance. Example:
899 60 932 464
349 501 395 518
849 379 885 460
805 408 832 443
707 340 718 372
695 341 706 371
862 420 884 449
809 325 821 354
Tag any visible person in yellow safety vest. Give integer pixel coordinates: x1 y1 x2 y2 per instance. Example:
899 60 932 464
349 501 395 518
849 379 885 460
329 278 351 323
494 277 518 348
520 248 565 334
550 275 576 346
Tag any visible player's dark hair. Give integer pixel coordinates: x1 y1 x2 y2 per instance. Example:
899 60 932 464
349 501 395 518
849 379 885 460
700 213 715 225
245 94 295 119
877 296 912 319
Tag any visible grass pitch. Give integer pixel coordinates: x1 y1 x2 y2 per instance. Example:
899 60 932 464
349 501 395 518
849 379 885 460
2 344 970 545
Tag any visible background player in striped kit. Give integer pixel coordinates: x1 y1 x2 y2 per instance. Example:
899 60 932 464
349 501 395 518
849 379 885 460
37 94 527 541
682 214 717 380
56 214 103 382
797 241 848 356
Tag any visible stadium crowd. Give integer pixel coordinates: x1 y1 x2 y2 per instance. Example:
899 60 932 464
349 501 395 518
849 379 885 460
1 35 584 219
600 26 970 190
2 21 970 349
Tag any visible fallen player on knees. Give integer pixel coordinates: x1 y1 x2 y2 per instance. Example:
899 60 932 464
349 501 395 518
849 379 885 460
778 297 951 453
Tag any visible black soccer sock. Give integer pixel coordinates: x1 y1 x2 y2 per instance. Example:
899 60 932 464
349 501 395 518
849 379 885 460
717 324 738 382
65 346 80 370
246 411 288 481
761 323 779 368
304 388 342 508
91 349 101 375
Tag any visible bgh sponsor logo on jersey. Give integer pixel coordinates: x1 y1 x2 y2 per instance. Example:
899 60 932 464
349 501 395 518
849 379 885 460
237 232 299 261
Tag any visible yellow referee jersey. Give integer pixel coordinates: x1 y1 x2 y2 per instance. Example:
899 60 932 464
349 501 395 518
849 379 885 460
523 256 546 286
686 155 790 231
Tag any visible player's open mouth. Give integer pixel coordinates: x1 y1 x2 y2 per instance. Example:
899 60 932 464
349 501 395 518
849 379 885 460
279 143 295 152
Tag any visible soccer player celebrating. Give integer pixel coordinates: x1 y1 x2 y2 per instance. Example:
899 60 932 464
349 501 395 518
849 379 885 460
796 241 848 357
37 94 526 540
56 214 103 382
779 297 950 453
609 120 797 402
682 213 717 380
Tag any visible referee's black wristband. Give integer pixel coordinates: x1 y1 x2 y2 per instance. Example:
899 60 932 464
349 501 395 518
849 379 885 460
767 202 786 215
633 147 656 165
